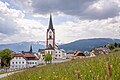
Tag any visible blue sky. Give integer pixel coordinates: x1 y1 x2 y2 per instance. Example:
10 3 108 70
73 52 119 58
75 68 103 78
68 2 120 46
0 0 120 44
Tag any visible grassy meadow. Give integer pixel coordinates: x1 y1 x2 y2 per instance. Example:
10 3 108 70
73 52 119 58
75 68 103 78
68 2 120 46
1 51 120 80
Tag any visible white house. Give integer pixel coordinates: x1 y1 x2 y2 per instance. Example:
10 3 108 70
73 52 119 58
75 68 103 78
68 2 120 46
89 47 110 57
10 53 39 69
39 14 67 60
89 51 96 57
54 49 66 59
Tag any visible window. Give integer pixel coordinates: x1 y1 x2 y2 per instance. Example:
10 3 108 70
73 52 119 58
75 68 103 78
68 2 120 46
49 35 52 39
48 51 50 53
16 57 18 59
22 62 24 64
19 62 21 64
19 57 21 59
16 62 17 64
35 62 37 64
12 62 14 64
59 55 60 57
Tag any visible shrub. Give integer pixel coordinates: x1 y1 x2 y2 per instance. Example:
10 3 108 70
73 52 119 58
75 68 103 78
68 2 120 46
44 53 52 64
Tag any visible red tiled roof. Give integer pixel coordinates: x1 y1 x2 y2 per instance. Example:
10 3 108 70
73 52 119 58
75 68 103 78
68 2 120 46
12 53 39 60
24 53 35 57
72 51 85 57
12 53 27 60
12 53 24 57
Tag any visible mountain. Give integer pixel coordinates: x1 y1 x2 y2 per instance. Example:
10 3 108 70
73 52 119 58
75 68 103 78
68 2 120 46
59 38 120 52
0 41 45 52
0 38 120 52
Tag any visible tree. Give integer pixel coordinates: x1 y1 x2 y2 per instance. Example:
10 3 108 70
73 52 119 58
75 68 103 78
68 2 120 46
118 43 120 48
0 49 12 67
114 42 118 47
108 44 115 50
44 53 52 64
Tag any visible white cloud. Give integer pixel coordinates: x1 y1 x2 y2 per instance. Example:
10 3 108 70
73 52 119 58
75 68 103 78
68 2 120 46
0 0 120 44
0 1 25 36
15 18 46 41
12 0 32 13
55 16 120 43
0 1 25 18
0 1 45 44
11 0 120 19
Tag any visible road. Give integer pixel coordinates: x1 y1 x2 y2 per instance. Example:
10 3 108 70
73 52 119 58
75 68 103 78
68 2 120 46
0 70 22 79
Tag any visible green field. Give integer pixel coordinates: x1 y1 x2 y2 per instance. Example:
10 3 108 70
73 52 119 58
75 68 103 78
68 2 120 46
1 51 120 80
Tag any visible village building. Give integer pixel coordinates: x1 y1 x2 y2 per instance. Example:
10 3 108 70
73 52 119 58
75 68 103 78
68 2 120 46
10 53 39 69
71 51 85 59
66 52 75 59
38 14 66 61
10 46 39 69
89 47 110 57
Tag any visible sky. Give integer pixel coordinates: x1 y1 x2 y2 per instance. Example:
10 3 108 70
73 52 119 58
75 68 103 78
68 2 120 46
0 0 120 44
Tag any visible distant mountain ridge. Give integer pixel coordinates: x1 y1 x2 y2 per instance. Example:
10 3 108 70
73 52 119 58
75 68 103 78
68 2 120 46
0 41 45 52
59 38 120 52
0 38 120 52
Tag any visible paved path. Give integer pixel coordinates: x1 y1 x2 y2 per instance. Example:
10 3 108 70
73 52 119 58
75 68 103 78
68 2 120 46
0 70 23 79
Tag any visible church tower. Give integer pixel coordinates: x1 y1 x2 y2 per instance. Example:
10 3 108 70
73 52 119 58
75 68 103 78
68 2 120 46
29 45 33 53
46 14 55 49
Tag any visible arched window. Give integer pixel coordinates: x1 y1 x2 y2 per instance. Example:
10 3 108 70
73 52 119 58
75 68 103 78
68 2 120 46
49 35 52 39
49 31 52 39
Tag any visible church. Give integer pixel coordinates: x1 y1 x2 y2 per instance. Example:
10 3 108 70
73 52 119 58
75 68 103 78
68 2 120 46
38 14 66 61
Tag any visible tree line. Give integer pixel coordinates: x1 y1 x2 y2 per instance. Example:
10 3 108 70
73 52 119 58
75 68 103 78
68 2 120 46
108 42 120 50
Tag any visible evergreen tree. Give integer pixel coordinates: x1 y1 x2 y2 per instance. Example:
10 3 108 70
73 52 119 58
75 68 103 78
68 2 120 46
114 42 118 47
